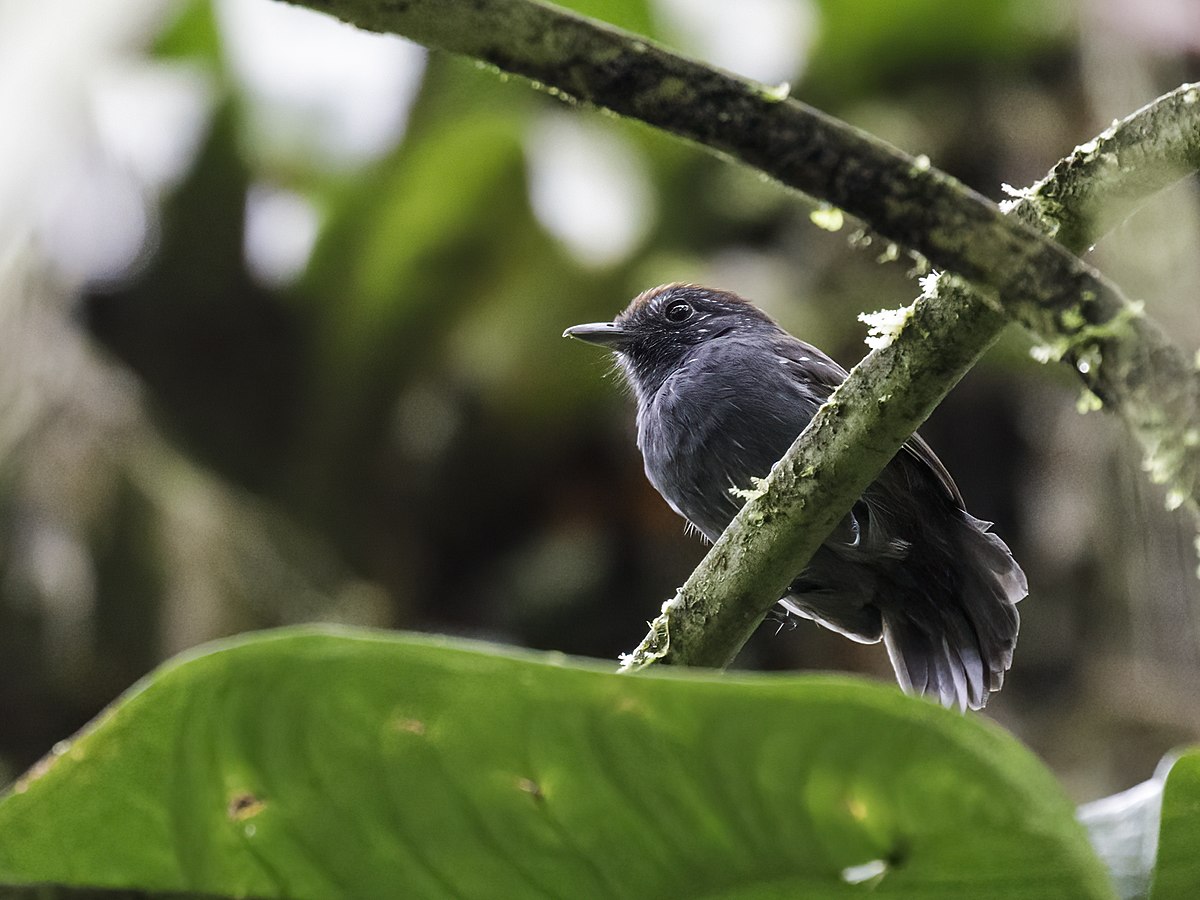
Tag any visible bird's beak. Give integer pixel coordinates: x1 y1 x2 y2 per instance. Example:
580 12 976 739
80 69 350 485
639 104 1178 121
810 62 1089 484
562 321 630 349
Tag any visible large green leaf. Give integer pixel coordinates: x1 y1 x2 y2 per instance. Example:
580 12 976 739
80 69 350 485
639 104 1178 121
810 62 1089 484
0 628 1111 899
1151 750 1200 899
1077 749 1200 900
1080 759 1171 900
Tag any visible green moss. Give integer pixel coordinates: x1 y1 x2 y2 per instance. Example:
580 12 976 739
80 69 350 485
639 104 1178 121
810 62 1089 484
728 477 769 503
759 81 791 102
618 601 673 671
809 204 845 232
876 242 901 263
1060 306 1087 330
1142 433 1188 488
909 154 931 175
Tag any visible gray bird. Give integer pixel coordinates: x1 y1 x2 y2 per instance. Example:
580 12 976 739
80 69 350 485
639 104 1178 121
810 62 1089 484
564 283 1026 710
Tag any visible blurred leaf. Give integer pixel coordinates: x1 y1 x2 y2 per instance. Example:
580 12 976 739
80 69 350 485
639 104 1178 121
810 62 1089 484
153 0 222 62
804 0 1069 101
549 0 657 36
306 113 524 325
1079 758 1172 900
1079 749 1200 900
0 628 1112 899
292 58 532 510
85 105 302 492
1151 750 1200 899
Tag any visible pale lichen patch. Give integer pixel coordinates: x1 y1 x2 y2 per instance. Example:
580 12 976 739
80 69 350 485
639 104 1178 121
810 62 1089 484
1076 389 1103 414
761 81 791 102
1000 182 1029 201
728 476 769 503
876 242 901 264
1060 307 1086 330
1029 341 1067 364
618 605 672 670
859 304 915 350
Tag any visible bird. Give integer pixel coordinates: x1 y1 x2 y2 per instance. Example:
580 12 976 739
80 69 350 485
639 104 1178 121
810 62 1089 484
563 283 1026 711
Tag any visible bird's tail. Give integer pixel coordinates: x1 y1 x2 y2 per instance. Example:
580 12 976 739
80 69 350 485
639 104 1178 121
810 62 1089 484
882 512 1025 711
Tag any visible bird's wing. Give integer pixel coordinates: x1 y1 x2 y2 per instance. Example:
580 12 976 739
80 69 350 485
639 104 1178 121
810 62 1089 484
772 337 849 403
775 336 963 507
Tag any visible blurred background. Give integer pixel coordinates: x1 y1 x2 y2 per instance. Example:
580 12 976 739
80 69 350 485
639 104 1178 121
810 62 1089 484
1 0 1199 801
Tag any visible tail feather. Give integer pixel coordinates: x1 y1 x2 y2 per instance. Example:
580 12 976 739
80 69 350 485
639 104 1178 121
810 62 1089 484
883 511 1025 711
949 637 985 710
883 622 969 711
942 637 969 712
784 497 1025 711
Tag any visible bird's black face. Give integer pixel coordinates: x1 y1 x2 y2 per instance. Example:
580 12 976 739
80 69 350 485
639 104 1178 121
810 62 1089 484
563 283 776 399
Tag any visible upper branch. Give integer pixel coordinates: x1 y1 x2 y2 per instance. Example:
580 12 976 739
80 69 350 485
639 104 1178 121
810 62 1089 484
301 0 1093 301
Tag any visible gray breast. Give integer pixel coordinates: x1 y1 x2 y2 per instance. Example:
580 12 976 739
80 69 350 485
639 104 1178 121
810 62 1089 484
636 339 822 541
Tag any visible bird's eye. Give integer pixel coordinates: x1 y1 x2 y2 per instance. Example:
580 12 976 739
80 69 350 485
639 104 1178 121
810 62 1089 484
665 301 693 323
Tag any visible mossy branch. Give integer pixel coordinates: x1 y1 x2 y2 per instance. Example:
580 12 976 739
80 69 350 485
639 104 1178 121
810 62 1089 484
621 86 1200 669
283 0 1200 665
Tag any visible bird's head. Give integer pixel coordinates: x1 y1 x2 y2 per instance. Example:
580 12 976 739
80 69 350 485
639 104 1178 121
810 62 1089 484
563 283 777 400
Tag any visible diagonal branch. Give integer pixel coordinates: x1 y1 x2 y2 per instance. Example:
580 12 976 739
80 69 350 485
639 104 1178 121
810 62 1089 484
284 0 1200 665
623 85 1200 668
